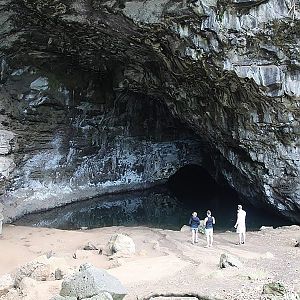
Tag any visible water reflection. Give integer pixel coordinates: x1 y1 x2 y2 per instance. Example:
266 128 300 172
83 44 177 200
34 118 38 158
15 185 293 230
16 187 187 230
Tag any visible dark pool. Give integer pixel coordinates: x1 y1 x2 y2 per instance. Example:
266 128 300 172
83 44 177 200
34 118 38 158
15 185 293 231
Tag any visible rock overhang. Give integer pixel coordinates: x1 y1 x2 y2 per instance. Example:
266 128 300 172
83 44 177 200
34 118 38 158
0 0 299 222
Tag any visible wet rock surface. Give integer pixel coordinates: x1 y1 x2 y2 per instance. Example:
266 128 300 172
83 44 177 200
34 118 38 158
0 0 299 221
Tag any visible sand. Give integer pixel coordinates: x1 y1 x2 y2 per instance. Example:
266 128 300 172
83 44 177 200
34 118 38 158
0 224 299 300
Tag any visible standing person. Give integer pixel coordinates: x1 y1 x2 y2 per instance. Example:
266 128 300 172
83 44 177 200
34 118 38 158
0 204 4 237
189 212 200 244
204 210 215 248
234 204 246 245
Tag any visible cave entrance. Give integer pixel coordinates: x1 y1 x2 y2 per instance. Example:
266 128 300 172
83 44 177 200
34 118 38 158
167 164 293 229
167 164 240 227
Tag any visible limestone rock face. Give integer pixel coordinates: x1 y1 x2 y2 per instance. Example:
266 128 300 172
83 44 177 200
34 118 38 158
0 0 299 221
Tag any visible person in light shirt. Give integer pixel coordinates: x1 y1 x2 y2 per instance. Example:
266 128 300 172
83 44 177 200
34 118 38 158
234 204 246 245
0 203 4 237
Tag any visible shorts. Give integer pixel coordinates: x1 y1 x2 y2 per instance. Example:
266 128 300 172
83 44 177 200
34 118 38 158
205 228 213 236
236 225 246 234
191 227 198 232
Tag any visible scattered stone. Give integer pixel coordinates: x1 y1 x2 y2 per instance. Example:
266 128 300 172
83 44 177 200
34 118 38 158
30 77 48 91
0 274 14 297
15 259 51 286
0 288 20 300
246 269 269 281
82 292 113 300
55 268 64 280
80 227 88 230
14 255 73 284
46 250 55 258
50 296 77 300
59 263 127 300
261 282 300 299
219 253 243 269
18 277 37 295
260 226 274 231
83 242 98 250
180 225 190 232
106 234 135 256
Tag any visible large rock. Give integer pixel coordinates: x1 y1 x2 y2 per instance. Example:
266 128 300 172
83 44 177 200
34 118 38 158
15 259 51 286
261 282 300 300
0 274 14 297
106 234 135 256
59 263 126 300
14 255 73 285
219 253 243 269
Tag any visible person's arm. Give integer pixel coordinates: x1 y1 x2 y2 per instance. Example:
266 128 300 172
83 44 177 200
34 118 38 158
203 217 207 226
212 217 215 224
189 217 192 226
234 213 238 228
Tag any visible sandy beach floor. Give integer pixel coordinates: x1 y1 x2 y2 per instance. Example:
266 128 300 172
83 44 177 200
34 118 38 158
0 224 299 299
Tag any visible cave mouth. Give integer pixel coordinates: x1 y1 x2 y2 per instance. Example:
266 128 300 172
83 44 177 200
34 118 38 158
167 164 242 228
15 164 293 231
166 164 293 229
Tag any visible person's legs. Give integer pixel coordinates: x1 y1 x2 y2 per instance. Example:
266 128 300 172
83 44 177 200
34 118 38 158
206 233 209 247
195 229 198 243
241 231 246 244
238 233 243 244
210 230 213 247
191 228 196 244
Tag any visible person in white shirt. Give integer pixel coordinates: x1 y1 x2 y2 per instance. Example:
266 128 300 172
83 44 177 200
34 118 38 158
0 204 4 236
234 204 246 245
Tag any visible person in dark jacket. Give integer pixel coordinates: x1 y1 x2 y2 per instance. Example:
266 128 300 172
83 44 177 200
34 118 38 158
189 211 200 244
204 210 216 247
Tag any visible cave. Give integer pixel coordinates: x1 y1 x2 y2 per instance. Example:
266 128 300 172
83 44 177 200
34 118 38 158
0 0 299 225
167 164 239 209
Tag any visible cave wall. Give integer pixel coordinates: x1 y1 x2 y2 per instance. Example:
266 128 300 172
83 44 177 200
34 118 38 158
0 66 203 221
0 0 299 221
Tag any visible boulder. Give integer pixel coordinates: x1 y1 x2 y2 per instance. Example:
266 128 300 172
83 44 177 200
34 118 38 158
55 269 64 280
180 225 190 232
106 234 135 256
15 255 74 285
261 282 300 299
18 277 37 295
83 242 98 250
59 263 126 300
260 226 274 231
15 258 51 286
219 253 243 269
0 288 20 300
0 274 14 297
